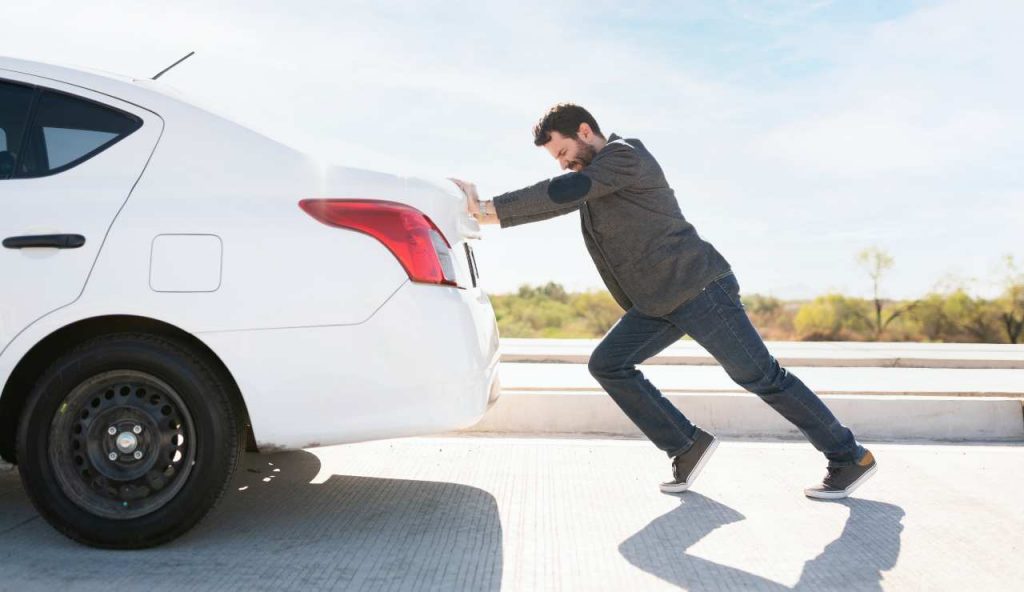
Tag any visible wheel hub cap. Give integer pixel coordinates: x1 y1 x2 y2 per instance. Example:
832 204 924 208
115 432 138 454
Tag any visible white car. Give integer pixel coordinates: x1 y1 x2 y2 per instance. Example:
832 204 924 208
0 57 501 548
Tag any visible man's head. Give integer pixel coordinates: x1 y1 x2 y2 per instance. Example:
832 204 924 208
532 103 607 172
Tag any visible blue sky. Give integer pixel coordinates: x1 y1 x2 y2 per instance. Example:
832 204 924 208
2 0 1019 300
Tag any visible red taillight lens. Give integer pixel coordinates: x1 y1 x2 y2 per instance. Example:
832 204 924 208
299 199 457 286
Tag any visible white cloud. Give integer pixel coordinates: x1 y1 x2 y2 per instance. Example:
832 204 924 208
1 0 1019 299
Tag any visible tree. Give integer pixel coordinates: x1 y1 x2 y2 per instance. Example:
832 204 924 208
910 293 955 342
571 291 622 336
516 281 569 303
943 289 1001 343
794 294 873 341
856 247 917 339
742 294 796 340
996 255 1024 344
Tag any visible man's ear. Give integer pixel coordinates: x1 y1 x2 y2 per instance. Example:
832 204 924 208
577 122 592 140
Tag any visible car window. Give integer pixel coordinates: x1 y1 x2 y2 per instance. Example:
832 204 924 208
14 89 142 178
0 80 35 179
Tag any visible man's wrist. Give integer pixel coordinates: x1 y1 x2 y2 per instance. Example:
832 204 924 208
471 199 499 225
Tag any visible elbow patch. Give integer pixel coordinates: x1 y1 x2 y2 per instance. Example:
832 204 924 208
547 173 592 204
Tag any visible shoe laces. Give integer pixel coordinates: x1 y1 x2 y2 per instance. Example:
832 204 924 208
823 466 843 485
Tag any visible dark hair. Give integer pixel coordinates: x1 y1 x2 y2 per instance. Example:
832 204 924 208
532 103 604 146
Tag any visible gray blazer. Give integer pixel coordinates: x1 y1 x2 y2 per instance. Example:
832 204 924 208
491 133 732 317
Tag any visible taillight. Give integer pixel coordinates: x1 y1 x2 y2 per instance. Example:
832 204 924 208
299 199 458 286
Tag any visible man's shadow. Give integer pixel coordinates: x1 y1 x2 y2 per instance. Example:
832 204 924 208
0 450 503 591
620 492 904 592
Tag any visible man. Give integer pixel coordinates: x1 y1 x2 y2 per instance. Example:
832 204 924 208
450 103 877 499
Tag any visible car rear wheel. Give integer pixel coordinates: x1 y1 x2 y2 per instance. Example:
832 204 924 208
17 333 241 548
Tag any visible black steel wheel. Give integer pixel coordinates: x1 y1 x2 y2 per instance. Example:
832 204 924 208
17 333 241 548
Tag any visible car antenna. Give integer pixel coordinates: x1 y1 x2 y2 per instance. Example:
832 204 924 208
151 51 196 80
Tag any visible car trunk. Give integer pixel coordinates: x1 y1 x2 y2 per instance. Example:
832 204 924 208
319 165 484 289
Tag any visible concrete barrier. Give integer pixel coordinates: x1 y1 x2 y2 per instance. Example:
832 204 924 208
500 338 1024 369
499 362 1024 398
463 389 1024 442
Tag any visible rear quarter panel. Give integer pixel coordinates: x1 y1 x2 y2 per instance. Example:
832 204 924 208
79 102 410 332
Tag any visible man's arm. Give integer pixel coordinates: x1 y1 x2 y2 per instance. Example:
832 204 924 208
450 180 584 228
493 201 582 228
490 143 642 228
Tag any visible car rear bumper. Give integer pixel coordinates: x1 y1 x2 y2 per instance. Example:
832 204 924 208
198 280 501 451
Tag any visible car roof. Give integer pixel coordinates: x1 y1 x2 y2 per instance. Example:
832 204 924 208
0 55 313 162
0 56 214 118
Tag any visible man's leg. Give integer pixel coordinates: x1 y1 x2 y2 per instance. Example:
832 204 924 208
666 273 867 467
588 308 697 458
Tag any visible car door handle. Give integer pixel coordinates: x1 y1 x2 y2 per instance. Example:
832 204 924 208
2 234 87 249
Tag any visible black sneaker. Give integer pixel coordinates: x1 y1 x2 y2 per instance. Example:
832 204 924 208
804 449 878 500
659 428 719 493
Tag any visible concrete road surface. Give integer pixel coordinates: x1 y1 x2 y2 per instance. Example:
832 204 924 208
1 436 1022 591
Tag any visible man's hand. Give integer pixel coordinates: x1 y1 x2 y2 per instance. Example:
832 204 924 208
449 177 481 216
449 178 500 225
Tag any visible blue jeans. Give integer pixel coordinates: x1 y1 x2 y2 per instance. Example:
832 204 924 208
588 272 867 467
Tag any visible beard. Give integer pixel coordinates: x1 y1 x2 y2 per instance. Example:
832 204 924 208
569 139 597 171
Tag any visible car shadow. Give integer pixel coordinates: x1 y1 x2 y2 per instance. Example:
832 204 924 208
619 491 904 591
0 450 503 591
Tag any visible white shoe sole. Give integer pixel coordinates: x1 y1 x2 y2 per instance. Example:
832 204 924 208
659 437 719 493
804 463 878 500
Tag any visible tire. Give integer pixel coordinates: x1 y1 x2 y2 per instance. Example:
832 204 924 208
16 333 241 548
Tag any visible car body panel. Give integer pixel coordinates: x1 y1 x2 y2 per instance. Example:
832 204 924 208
200 280 500 450
0 69 163 355
0 56 500 454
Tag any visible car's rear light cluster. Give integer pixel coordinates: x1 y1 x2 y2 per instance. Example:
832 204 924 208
299 199 458 286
